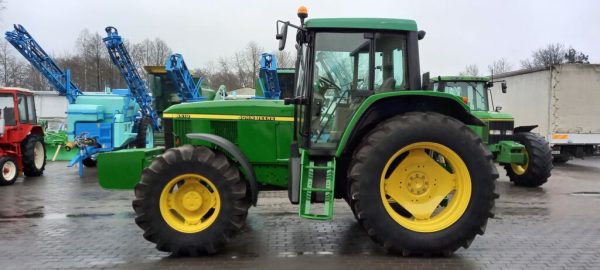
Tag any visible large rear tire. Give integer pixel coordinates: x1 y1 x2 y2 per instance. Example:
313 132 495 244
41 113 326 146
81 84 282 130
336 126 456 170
0 156 18 186
504 132 553 187
133 145 249 255
22 134 46 177
348 112 498 256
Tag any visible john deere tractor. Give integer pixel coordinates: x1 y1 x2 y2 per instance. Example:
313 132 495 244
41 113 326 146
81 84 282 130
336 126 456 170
99 8 499 256
431 76 552 187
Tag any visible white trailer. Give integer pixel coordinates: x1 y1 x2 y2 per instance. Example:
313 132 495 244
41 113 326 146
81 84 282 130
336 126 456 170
490 64 600 161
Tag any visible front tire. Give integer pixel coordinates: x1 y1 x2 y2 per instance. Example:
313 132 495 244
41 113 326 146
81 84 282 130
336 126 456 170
348 112 498 256
0 156 18 186
133 145 249 255
22 134 46 177
504 132 553 187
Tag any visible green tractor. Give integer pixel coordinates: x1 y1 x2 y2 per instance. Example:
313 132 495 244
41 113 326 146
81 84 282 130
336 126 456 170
430 76 552 187
99 9 499 256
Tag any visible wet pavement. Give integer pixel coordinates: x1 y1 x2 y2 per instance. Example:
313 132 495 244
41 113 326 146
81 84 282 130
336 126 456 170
1 158 600 269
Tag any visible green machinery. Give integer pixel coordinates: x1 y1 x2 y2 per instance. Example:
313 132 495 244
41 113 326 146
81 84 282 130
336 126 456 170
431 76 552 187
99 8 500 256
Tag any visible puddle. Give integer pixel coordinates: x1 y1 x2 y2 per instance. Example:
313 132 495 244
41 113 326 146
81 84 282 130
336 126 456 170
0 211 135 220
496 206 549 216
571 191 600 197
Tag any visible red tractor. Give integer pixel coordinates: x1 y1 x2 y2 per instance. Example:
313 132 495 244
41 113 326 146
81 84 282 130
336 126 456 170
0 87 46 185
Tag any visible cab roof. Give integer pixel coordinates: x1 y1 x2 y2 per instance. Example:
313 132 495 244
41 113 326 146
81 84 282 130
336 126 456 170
305 18 417 32
432 76 490 82
0 87 34 94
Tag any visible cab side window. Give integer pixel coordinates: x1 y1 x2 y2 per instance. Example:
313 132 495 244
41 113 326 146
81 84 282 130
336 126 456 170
17 94 27 123
27 96 36 123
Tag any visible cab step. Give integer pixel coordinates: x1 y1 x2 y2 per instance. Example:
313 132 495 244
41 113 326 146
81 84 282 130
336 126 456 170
299 155 336 220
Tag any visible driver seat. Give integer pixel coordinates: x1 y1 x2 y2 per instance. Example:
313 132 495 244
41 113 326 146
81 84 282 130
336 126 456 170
377 77 396 93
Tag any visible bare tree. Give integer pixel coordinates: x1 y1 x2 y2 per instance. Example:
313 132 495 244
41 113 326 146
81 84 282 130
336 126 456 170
274 50 295 68
153 38 171 66
0 40 11 85
564 47 590 64
520 43 565 69
459 64 479 76
488 58 513 75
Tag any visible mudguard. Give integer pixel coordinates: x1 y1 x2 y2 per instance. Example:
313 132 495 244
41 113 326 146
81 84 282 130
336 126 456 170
514 125 538 133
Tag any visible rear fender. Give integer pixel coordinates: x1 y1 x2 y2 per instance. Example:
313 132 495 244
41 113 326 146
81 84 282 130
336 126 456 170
336 91 484 157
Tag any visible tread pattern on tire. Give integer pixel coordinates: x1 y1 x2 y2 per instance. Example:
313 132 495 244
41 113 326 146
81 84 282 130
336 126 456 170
347 112 499 256
21 134 46 177
132 145 249 255
504 132 553 187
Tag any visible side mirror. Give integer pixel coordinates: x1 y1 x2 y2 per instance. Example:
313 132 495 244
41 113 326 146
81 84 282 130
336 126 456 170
276 21 289 51
421 72 430 90
501 82 507 93
495 106 503 112
417 30 426 40
486 81 494 88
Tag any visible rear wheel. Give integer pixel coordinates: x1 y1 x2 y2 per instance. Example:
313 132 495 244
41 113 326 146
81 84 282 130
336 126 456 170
22 134 46 177
133 145 249 255
348 112 498 256
505 132 553 187
0 156 18 186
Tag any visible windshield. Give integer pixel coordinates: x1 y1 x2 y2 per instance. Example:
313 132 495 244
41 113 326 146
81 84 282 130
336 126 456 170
0 94 16 125
436 81 488 111
294 44 308 97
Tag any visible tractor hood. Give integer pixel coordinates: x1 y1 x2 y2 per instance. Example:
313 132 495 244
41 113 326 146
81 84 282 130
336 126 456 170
163 99 294 119
471 110 514 122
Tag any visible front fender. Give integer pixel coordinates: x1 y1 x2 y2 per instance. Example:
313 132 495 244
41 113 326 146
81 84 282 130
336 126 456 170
514 125 538 133
186 133 259 206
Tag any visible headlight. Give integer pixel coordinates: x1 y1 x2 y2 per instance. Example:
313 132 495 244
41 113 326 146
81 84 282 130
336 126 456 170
489 130 502 135
505 130 513 135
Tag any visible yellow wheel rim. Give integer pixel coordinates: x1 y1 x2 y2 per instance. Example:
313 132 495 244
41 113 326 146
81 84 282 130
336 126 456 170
380 142 472 233
511 149 529 175
159 173 221 233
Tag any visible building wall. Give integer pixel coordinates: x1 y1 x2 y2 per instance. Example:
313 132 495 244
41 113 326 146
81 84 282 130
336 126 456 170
491 64 600 140
32 91 68 120
551 65 600 134
490 68 552 137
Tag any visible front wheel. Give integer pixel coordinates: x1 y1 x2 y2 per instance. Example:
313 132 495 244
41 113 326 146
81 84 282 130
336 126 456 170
348 112 498 256
504 132 553 187
0 156 18 186
133 145 249 255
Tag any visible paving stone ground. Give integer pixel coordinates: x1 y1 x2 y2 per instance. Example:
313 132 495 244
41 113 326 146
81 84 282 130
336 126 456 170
0 157 599 269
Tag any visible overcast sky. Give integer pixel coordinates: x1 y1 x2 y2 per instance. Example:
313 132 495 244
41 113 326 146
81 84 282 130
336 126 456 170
2 0 598 75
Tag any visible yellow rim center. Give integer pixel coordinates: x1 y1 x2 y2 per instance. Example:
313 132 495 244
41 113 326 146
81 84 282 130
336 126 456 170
159 174 221 233
511 149 529 175
380 142 472 233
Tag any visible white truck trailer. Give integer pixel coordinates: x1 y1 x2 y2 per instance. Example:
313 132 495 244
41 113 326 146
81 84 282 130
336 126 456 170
490 64 600 162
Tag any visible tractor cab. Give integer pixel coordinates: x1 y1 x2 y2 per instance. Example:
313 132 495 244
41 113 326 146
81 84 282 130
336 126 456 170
0 88 39 141
281 18 423 151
